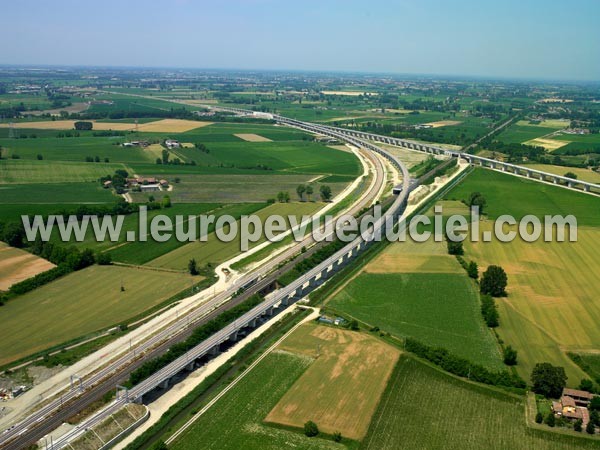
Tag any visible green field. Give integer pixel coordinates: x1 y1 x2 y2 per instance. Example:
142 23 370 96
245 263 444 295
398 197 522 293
523 164 600 183
129 174 347 204
0 160 133 184
445 168 600 227
445 168 600 385
0 265 195 365
146 202 321 270
170 351 342 450
328 272 503 369
107 203 265 264
0 182 116 204
497 120 566 144
361 356 599 450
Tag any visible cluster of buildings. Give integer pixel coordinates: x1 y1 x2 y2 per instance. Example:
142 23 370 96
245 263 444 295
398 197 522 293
102 177 169 192
165 139 180 149
122 140 149 148
552 388 596 426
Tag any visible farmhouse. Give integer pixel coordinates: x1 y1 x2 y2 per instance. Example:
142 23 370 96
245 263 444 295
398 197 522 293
122 140 149 148
165 139 180 149
552 388 596 426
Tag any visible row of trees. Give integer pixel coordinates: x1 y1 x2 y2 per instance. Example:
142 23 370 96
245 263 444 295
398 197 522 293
277 185 332 203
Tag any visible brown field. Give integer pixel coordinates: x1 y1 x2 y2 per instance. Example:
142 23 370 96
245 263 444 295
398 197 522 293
320 91 378 96
234 133 273 142
0 119 212 133
28 102 90 116
265 323 400 440
0 242 55 290
425 120 462 128
524 137 570 151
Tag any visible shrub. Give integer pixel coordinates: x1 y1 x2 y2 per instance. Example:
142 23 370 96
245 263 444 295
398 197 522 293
304 420 319 437
535 412 543 424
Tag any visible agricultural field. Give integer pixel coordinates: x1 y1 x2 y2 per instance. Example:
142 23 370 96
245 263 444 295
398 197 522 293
0 242 55 290
170 351 342 450
146 202 322 270
0 265 196 366
361 356 599 450
0 119 210 132
497 120 568 145
445 168 600 384
106 203 265 264
522 164 600 183
327 235 503 369
0 160 133 184
129 174 348 204
0 182 116 203
266 323 399 440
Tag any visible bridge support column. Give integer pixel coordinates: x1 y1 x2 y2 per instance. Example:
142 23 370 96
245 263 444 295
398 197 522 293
229 331 238 342
553 177 559 184
265 306 274 317
320 268 330 281
526 170 532 178
501 165 507 172
248 318 257 328
567 181 574 188
209 345 220 356
159 379 169 390
584 185 591 192
186 361 195 371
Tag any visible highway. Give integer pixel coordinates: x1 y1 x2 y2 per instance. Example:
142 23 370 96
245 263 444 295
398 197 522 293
0 118 394 449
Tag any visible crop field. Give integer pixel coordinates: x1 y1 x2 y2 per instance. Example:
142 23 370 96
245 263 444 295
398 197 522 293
106 203 262 264
328 271 503 369
47 203 222 253
463 221 599 384
0 136 158 163
361 356 599 450
444 168 600 227
234 133 272 142
0 265 195 365
129 174 348 204
446 168 600 384
0 160 133 184
265 323 399 440
522 164 600 183
179 122 312 142
170 351 342 450
498 120 567 144
0 242 55 290
146 202 321 270
0 119 212 132
524 137 570 151
0 182 116 204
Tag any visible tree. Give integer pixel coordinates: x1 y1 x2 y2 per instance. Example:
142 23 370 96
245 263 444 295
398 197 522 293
2 222 25 248
531 363 567 398
305 184 314 201
96 252 112 265
467 261 478 279
503 345 518 366
447 240 464 255
319 185 332 201
296 184 306 201
578 379 594 393
592 410 600 427
276 191 290 203
544 412 556 427
162 149 170 164
304 420 319 437
590 396 600 411
188 258 199 276
586 420 595 435
535 412 544 424
74 121 93 131
480 265 508 297
37 154 43 160
150 441 168 450
564 172 578 180
162 195 172 208
333 431 342 442
574 419 583 432
468 191 487 214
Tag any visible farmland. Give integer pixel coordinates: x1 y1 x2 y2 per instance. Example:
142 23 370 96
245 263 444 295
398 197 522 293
445 168 600 384
522 164 600 183
170 351 342 450
361 356 598 450
328 272 503 369
266 323 399 440
146 202 322 270
0 241 55 290
497 120 568 145
0 160 133 184
0 182 116 203
0 265 196 366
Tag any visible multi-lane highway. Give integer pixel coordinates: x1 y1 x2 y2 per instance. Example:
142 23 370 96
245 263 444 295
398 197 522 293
0 118 399 449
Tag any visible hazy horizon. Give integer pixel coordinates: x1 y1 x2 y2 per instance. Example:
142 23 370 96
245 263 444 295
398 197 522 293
3 0 600 81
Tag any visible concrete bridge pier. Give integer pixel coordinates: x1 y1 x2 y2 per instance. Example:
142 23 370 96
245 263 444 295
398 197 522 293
553 177 559 184
229 331 239 342
567 181 574 188
584 185 591 192
209 345 220 356
501 165 507 172
185 361 195 371
320 267 330 281
159 379 170 390
526 170 532 178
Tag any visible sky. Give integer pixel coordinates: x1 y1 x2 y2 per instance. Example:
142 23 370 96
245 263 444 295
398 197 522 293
2 0 600 81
